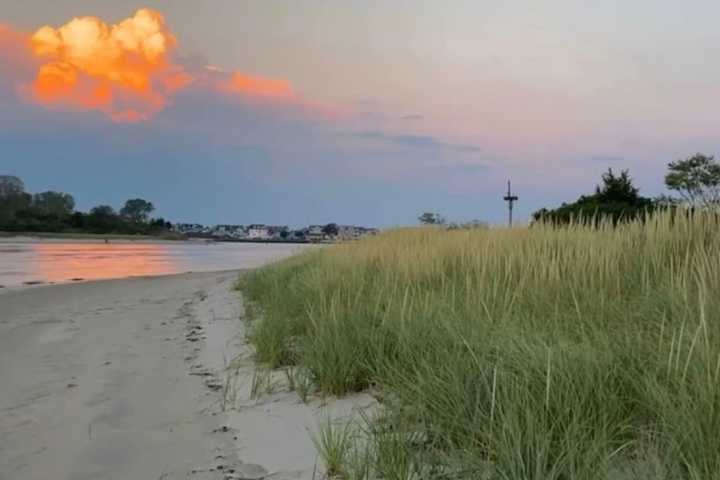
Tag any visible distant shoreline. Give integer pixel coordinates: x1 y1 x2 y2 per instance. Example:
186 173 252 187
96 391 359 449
0 231 326 245
0 231 186 242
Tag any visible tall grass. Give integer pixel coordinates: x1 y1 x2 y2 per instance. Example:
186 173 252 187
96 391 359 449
241 211 720 479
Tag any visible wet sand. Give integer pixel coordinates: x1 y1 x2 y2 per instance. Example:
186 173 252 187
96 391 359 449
0 271 374 480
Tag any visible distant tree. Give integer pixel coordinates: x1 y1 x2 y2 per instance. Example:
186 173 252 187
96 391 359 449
665 153 720 207
0 191 32 228
149 217 170 230
532 168 655 225
418 212 446 225
594 169 639 203
32 191 75 217
87 205 119 232
322 223 339 236
69 211 86 229
120 198 155 223
0 175 25 197
90 205 116 217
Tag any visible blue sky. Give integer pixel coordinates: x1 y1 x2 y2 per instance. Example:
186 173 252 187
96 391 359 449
2 1 720 226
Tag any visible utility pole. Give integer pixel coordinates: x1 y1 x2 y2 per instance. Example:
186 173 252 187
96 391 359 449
503 180 518 227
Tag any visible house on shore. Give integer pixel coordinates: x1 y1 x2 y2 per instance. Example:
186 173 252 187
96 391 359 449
305 225 325 242
173 223 209 235
247 224 270 240
247 224 289 240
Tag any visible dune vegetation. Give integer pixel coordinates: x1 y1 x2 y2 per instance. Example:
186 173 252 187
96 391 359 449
240 210 720 479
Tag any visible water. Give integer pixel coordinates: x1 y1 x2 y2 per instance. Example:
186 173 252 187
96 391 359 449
0 240 311 289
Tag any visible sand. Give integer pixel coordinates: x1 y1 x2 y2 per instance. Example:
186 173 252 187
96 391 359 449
0 271 375 480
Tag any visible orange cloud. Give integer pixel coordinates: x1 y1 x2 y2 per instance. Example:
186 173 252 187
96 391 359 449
3 10 324 123
28 8 190 122
209 66 346 119
0 24 34 70
223 71 295 99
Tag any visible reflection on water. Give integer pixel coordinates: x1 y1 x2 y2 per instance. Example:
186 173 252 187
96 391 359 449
0 241 309 288
33 244 177 283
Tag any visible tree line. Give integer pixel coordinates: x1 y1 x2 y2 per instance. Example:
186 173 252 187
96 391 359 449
0 176 170 234
533 153 720 224
416 153 720 227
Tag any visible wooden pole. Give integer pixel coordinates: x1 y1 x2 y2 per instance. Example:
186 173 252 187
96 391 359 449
503 180 518 227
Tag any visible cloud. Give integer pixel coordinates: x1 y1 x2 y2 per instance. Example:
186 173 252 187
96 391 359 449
0 24 35 85
221 71 295 99
25 9 193 122
1 9 309 123
357 131 481 153
0 23 28 60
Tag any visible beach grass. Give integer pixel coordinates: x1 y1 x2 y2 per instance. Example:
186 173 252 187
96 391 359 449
240 210 720 479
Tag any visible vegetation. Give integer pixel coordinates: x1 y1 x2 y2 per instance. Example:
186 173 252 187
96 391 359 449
242 210 720 478
418 212 446 225
323 223 340 236
533 168 656 225
0 176 170 234
312 418 356 478
119 198 156 224
665 153 720 207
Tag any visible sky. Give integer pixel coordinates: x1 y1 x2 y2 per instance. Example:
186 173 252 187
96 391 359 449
2 1 720 227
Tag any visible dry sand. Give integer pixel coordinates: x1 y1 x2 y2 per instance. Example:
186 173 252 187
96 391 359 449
0 271 375 480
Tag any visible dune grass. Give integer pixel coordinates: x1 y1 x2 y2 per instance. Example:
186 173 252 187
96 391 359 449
240 211 720 479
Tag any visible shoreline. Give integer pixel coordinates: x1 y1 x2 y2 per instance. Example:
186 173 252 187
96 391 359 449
0 269 373 479
0 233 326 246
0 232 187 242
0 268 243 294
0 241 315 291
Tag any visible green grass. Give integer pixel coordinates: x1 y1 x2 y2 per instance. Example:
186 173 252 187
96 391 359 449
312 418 356 478
240 211 720 479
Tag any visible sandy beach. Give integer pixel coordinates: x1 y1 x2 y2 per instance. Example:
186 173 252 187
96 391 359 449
0 271 375 480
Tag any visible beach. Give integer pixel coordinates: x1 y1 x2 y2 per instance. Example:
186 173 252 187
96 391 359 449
0 271 375 480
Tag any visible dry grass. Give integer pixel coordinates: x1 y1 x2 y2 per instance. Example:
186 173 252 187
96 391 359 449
241 211 720 479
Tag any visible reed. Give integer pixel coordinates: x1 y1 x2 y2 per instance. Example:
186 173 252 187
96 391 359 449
241 210 720 478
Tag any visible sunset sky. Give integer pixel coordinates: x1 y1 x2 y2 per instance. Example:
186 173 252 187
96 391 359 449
2 1 720 226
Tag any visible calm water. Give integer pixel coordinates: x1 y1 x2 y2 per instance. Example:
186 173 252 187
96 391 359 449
0 241 311 289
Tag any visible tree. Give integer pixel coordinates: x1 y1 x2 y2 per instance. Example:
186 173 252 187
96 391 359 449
69 211 86 229
32 191 75 217
120 198 155 223
87 205 119 232
532 168 655 225
418 212 446 225
0 191 32 227
322 223 339 236
0 175 25 197
594 169 639 203
665 153 720 206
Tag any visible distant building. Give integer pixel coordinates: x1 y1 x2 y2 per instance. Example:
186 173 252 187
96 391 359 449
267 226 289 240
174 220 376 243
211 224 247 239
0 175 25 197
173 223 207 234
247 224 270 240
305 225 325 242
337 225 360 240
